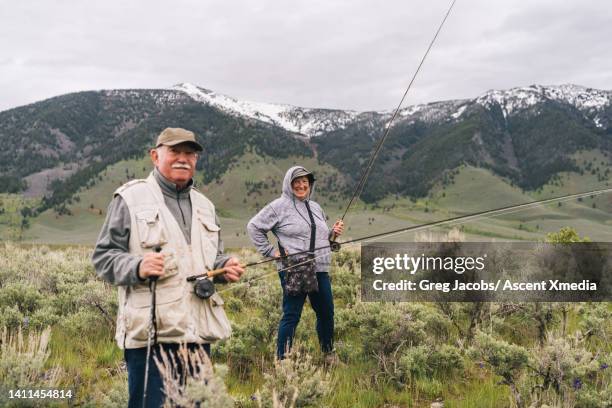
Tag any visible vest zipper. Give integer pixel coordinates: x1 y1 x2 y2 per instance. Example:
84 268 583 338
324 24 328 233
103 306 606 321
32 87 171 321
177 192 186 227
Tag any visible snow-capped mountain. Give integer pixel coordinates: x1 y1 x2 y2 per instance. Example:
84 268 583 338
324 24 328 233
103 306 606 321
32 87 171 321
174 83 612 135
174 82 475 135
173 83 360 138
374 84 611 127
474 84 611 127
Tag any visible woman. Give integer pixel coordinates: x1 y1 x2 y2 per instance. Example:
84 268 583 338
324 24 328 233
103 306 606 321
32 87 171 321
247 166 344 360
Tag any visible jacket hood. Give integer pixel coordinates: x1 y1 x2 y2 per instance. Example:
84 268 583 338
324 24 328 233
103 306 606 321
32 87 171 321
282 166 315 201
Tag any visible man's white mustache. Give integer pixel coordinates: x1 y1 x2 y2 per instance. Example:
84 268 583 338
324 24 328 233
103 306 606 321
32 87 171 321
172 164 191 170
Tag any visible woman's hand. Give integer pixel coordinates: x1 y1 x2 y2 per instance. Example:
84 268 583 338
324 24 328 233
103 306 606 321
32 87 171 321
332 220 345 237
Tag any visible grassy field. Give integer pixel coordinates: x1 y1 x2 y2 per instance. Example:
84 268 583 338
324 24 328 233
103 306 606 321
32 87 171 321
0 235 610 407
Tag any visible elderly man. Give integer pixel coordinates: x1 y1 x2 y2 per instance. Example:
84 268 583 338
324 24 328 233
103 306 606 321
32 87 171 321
92 127 244 408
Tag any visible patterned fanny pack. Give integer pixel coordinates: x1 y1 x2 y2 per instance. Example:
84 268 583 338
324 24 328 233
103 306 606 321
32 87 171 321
281 252 318 296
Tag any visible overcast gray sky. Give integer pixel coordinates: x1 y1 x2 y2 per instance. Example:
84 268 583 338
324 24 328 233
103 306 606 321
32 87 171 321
1 0 611 112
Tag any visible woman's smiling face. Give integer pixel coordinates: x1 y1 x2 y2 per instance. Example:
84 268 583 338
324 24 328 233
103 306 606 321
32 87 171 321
291 176 310 201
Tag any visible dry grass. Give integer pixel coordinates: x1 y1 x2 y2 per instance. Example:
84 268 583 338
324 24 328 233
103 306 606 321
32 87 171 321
154 344 234 408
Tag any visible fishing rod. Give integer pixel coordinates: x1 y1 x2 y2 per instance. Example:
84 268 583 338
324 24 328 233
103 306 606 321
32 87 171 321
143 246 161 408
340 186 612 246
190 186 612 289
331 0 458 245
183 0 607 288
186 248 338 297
186 256 287 282
184 0 458 284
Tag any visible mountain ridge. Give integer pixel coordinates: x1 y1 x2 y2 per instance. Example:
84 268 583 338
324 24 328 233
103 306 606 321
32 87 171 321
171 82 611 136
1 83 610 208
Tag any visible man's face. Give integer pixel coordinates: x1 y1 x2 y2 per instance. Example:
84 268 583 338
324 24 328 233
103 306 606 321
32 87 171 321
151 143 199 187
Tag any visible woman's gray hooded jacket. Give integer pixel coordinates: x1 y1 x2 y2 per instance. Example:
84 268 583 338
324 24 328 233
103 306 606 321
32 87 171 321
247 166 332 273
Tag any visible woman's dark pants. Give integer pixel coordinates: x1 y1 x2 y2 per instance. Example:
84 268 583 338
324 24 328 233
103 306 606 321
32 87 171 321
125 342 210 408
277 271 334 359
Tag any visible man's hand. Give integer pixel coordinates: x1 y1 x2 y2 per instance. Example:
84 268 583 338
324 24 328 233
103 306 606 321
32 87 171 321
223 257 245 282
138 252 165 279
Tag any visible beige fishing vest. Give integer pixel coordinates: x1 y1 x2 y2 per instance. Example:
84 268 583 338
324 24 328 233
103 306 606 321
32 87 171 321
113 173 230 349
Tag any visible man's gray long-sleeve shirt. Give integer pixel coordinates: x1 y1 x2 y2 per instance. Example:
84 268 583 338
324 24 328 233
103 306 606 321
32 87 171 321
92 168 230 286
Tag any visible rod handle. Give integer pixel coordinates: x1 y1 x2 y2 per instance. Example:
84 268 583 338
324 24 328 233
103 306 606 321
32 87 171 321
186 264 247 281
150 246 162 282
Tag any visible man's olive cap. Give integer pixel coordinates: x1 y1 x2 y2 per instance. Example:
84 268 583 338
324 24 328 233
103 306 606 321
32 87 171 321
155 128 203 151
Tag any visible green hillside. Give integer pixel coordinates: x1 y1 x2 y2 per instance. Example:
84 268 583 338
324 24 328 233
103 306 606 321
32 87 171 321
22 151 353 245
15 149 612 246
0 194 40 241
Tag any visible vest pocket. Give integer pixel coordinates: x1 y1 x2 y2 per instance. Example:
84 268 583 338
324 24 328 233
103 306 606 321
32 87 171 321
125 284 190 342
159 251 179 282
199 216 220 234
135 209 168 248
130 250 179 290
197 292 232 342
197 213 220 268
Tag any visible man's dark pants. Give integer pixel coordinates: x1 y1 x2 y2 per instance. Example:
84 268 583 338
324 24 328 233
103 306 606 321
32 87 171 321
277 271 334 359
125 342 211 408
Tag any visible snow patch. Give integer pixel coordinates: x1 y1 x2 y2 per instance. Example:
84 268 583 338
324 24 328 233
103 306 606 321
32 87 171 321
594 116 604 128
451 105 467 119
173 83 359 138
476 84 611 125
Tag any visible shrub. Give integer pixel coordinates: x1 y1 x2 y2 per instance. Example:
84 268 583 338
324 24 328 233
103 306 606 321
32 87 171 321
578 302 612 341
398 345 430 381
427 344 464 376
255 346 331 408
378 344 464 389
0 327 62 406
214 278 281 374
0 282 43 314
469 332 530 407
155 345 234 408
545 227 590 243
98 365 129 408
528 335 607 407
333 306 363 338
214 316 276 376
0 305 24 330
359 303 426 356
0 243 116 336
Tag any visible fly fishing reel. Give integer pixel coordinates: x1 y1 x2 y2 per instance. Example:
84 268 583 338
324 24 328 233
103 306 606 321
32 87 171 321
329 240 341 252
194 277 215 299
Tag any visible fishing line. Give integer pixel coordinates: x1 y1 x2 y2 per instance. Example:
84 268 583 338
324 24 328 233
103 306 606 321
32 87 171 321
217 252 331 294
338 0 458 224
215 187 612 293
341 187 612 245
